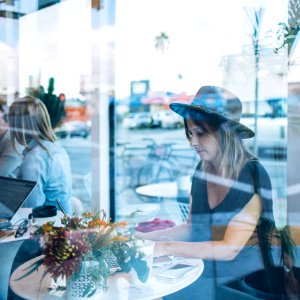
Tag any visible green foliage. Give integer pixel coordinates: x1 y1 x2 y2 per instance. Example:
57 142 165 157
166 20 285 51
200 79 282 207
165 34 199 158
275 0 300 56
47 77 55 95
14 257 44 281
41 78 64 129
155 32 170 53
27 78 65 129
112 238 150 283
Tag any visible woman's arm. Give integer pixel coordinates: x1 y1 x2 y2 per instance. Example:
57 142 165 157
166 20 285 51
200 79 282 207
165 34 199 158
154 193 262 260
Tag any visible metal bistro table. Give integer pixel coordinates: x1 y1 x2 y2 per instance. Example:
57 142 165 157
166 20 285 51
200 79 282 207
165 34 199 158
135 180 191 223
10 255 204 300
135 177 191 202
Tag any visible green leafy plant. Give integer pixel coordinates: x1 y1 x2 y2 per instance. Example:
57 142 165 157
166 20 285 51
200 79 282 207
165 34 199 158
27 78 65 129
275 0 300 58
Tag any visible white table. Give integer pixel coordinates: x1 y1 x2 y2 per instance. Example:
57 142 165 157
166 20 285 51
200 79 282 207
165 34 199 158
0 208 64 244
117 203 160 219
10 256 204 300
135 179 191 200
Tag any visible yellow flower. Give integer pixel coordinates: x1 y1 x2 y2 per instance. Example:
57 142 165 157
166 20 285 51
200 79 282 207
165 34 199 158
114 236 129 242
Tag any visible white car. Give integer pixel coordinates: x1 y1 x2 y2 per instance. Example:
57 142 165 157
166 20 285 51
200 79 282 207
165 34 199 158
152 110 184 129
123 112 152 129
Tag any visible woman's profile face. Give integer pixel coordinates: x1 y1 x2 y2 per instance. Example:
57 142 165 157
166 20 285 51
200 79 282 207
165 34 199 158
187 118 220 164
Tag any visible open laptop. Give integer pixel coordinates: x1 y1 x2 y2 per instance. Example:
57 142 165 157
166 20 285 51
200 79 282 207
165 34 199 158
0 176 36 229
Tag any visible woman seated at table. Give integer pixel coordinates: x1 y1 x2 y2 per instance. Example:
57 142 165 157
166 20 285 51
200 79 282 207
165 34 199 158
137 86 277 288
8 96 72 214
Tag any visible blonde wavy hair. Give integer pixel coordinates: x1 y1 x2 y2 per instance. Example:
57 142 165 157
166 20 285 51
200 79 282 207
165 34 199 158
184 115 254 180
8 96 56 154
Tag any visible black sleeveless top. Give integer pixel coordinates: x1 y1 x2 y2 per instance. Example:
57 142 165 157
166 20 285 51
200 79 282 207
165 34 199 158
190 160 274 243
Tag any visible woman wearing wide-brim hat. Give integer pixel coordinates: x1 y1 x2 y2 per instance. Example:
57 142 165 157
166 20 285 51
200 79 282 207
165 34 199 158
137 86 277 294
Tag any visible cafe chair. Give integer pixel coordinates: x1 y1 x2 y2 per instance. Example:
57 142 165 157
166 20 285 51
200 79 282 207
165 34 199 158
163 201 190 225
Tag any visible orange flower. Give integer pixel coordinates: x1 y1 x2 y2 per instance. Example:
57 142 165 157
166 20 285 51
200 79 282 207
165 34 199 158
88 220 96 228
117 221 127 228
96 219 107 226
42 223 53 232
102 235 129 246
88 219 108 228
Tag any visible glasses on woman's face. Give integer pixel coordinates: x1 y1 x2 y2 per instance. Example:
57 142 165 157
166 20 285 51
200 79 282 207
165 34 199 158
15 219 29 238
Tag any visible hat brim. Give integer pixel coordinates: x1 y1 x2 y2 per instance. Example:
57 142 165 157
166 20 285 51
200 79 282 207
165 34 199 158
170 102 255 139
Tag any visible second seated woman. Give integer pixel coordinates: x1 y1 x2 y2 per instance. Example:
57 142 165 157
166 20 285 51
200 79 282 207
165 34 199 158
137 86 278 297
8 96 73 214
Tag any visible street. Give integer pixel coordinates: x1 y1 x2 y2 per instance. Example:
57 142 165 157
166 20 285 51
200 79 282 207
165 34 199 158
60 126 190 209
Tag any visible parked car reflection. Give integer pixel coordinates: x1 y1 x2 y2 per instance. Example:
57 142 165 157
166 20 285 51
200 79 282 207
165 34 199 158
55 121 90 139
152 110 184 129
123 112 153 129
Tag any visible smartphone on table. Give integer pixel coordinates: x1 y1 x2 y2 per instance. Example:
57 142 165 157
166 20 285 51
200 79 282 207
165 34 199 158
156 263 195 280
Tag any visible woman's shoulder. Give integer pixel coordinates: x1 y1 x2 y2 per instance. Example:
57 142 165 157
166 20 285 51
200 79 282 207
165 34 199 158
243 159 270 179
25 140 64 156
241 159 272 191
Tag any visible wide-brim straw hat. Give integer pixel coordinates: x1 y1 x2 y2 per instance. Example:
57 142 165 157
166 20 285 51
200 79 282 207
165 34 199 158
169 85 254 139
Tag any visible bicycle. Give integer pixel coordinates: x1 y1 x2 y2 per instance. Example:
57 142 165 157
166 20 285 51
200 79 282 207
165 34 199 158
116 141 150 191
136 138 197 188
136 138 174 187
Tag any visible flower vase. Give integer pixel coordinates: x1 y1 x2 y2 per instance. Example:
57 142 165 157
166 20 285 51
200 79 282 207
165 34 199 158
66 261 106 300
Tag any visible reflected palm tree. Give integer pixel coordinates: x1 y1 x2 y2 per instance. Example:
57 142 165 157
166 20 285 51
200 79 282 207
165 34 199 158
154 32 170 53
275 0 300 62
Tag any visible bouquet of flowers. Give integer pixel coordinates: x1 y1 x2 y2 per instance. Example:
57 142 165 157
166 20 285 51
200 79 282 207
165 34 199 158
17 210 150 297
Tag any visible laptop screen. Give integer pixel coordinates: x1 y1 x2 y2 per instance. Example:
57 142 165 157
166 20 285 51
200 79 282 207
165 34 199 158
0 176 36 221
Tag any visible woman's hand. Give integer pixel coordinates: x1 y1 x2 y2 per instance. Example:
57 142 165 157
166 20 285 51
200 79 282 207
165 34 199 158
134 230 148 240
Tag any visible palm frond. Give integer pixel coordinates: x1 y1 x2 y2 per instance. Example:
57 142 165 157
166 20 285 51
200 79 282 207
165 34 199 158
154 32 170 53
